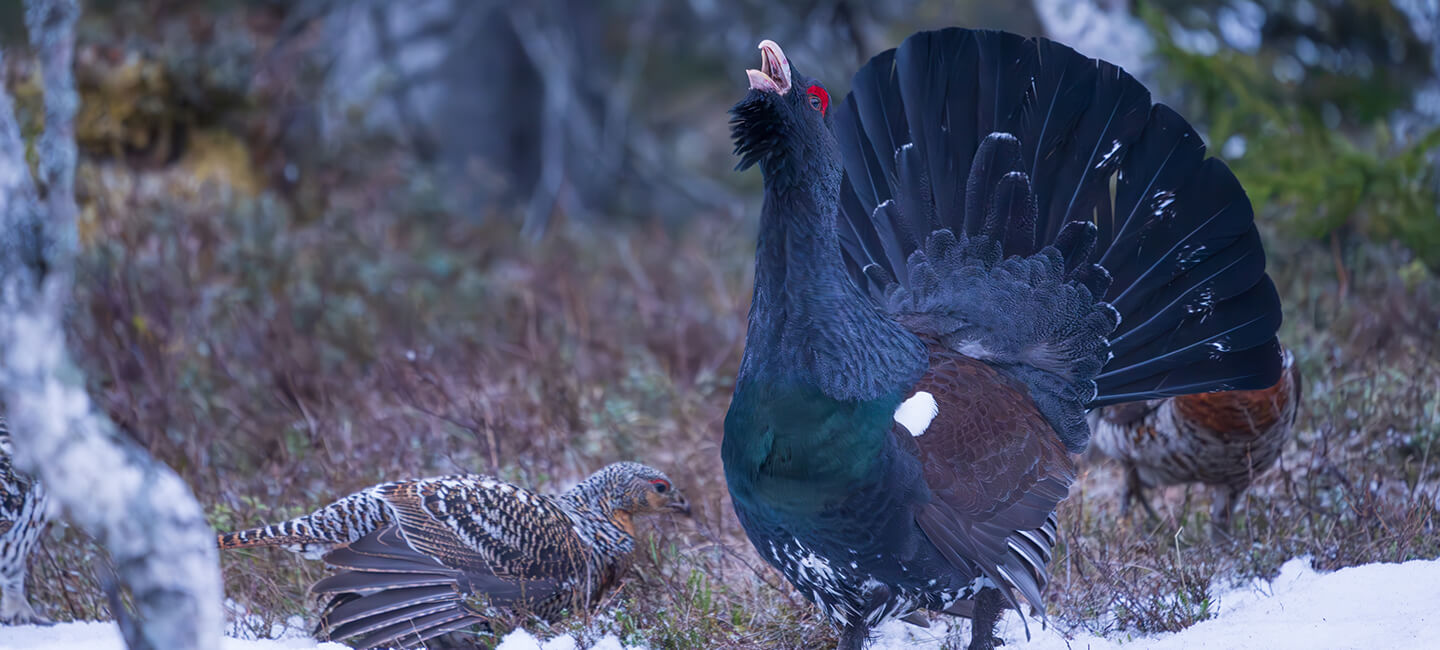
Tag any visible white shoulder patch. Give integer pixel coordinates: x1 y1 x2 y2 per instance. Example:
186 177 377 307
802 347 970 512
894 391 939 437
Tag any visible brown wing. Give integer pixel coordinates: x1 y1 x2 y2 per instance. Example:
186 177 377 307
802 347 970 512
906 350 1075 617
381 478 588 582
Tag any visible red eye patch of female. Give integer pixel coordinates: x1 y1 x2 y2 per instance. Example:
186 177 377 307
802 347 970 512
806 85 829 115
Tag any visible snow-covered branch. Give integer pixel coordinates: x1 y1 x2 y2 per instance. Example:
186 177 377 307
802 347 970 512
0 1 222 648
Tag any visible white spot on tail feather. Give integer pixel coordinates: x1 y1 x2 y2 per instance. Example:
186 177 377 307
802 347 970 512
894 391 939 437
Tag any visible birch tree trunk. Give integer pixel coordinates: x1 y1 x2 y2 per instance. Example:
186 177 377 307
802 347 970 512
0 1 221 648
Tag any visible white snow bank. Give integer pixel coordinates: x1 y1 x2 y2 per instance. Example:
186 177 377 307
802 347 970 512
0 620 347 649
0 621 638 650
4 557 1437 649
873 556 1440 649
495 629 639 650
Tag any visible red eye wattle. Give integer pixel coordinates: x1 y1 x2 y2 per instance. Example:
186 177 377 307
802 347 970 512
806 85 829 115
650 479 671 493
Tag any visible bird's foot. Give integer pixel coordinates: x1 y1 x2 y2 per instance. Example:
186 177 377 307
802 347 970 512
836 624 869 650
1209 520 1236 544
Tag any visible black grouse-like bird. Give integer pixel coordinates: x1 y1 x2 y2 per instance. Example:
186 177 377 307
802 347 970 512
723 29 1283 649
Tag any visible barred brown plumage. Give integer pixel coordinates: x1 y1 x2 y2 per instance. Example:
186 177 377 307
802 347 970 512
1 417 51 625
217 461 689 649
1090 348 1302 540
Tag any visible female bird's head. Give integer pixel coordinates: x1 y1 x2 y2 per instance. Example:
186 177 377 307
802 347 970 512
730 40 841 186
575 461 691 519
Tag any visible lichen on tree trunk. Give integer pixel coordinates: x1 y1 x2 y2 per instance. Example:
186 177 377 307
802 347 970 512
0 1 221 648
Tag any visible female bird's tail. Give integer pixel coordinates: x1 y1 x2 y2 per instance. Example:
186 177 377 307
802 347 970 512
216 490 391 558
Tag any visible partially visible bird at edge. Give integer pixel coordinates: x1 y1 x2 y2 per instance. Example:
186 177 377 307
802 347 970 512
216 461 690 649
723 28 1284 650
1091 346 1302 540
1 416 52 626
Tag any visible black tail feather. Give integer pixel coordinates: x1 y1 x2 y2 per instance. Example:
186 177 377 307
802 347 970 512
894 30 975 226
833 27 1283 433
965 133 1023 240
895 143 941 240
1096 280 1284 403
844 48 905 209
1106 229 1269 363
1053 221 1098 274
973 31 1035 144
991 172 1038 258
1035 53 1152 249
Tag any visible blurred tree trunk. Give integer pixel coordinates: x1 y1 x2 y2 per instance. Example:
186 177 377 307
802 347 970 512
0 1 220 648
313 0 938 234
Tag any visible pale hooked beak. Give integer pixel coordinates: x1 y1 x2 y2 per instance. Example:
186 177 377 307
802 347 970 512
746 39 792 95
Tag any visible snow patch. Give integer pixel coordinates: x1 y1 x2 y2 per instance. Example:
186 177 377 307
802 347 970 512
0 620 347 650
0 623 644 650
874 556 1440 648
495 630 640 650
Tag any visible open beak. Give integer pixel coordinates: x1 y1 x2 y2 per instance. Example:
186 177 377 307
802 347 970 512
746 39 792 95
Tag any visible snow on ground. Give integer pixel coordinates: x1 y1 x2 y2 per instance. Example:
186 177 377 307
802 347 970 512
0 621 638 650
0 620 347 649
873 557 1440 650
494 630 639 650
4 557 1437 649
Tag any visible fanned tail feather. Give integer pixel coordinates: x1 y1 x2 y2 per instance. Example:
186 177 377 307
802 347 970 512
833 28 1283 452
216 490 389 557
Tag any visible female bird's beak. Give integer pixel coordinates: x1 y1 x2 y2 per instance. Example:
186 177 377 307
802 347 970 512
670 493 693 517
746 39 792 95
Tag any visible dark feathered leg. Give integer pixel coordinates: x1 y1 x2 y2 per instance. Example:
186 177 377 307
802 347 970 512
837 622 869 650
1210 485 1244 543
836 583 893 650
967 588 1006 650
1121 465 1161 523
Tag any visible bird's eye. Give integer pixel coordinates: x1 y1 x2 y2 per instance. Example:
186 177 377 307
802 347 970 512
806 85 829 115
650 479 670 493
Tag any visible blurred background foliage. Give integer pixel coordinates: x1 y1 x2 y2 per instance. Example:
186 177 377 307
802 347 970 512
1144 0 1440 270
1 0 1436 645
